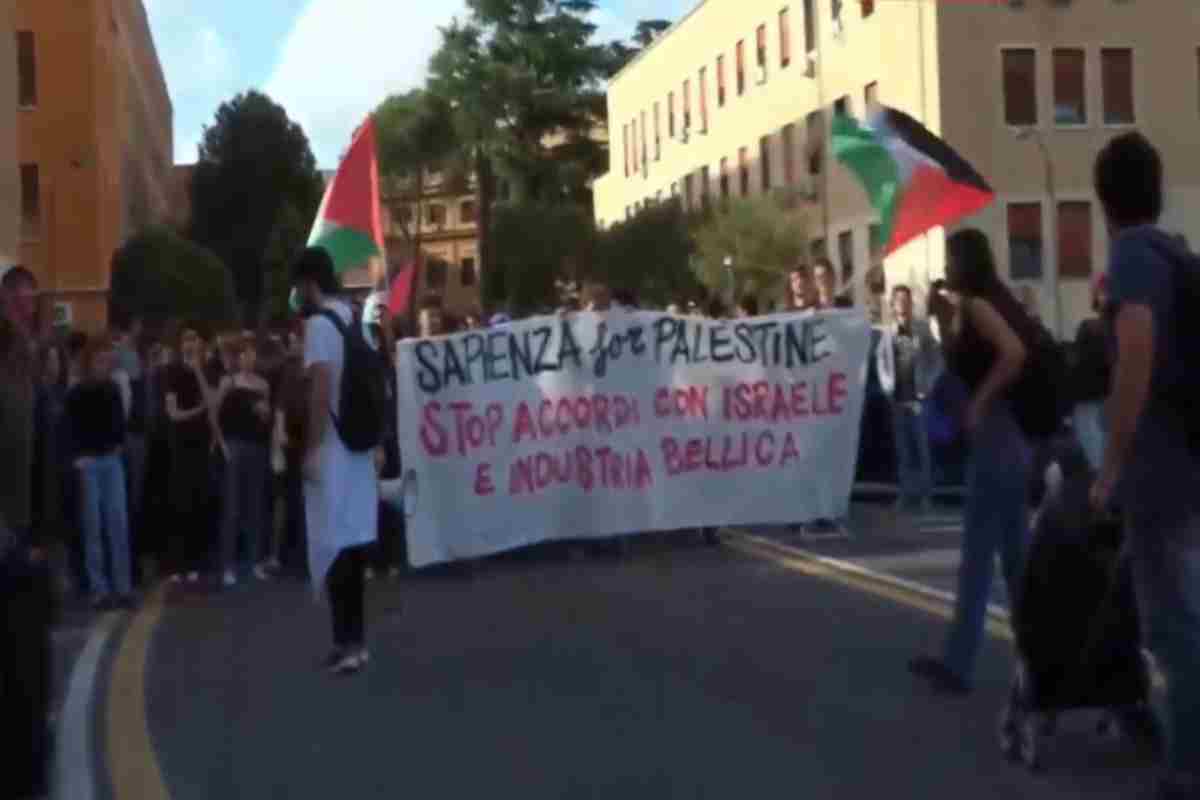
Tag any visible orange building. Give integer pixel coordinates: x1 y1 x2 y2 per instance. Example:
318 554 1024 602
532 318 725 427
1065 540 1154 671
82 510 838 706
14 0 172 331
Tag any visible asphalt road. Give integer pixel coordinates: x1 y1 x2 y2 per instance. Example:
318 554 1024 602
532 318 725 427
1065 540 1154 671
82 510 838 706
132 538 1151 800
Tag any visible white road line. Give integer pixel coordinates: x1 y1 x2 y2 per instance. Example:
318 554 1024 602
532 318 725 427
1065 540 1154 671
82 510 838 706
852 547 965 573
53 612 118 800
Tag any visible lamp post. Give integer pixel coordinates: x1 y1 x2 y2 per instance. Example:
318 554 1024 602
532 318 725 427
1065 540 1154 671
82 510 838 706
1015 127 1063 339
723 255 736 307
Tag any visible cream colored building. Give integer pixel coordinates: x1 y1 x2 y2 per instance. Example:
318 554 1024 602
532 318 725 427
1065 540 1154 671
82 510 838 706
0 6 17 267
594 0 1200 338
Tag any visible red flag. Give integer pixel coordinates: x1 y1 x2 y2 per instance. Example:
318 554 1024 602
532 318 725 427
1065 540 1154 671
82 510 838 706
387 262 415 316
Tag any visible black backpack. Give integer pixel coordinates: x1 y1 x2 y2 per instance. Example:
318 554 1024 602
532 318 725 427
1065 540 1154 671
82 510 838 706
316 308 389 453
997 297 1072 443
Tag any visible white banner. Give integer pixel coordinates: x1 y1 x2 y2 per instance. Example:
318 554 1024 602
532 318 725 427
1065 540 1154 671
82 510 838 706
396 310 871 567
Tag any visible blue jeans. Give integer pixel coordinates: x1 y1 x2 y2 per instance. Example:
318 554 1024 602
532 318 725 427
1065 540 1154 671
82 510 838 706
1128 521 1200 782
220 440 269 574
892 400 932 507
943 405 1031 684
78 452 132 599
1073 401 1105 472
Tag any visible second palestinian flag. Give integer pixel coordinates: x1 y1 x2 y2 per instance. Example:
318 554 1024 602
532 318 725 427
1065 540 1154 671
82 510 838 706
832 106 994 256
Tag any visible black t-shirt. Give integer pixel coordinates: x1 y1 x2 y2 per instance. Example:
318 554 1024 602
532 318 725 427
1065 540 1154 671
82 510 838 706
65 380 126 457
164 363 209 445
220 382 270 444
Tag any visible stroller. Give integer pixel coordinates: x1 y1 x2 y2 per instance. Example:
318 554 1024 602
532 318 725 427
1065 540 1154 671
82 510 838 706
999 437 1161 771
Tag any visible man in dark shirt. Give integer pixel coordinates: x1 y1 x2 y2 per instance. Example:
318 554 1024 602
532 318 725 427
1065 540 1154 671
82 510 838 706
0 264 55 800
1091 132 1200 800
877 285 942 515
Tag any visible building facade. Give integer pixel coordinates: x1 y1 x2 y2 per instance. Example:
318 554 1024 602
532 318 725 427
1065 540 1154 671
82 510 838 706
1 8 17 268
594 0 1200 337
14 0 173 331
382 171 482 316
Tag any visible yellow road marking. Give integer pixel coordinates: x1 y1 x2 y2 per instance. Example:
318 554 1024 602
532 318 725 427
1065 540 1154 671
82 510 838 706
106 586 171 800
726 531 1167 690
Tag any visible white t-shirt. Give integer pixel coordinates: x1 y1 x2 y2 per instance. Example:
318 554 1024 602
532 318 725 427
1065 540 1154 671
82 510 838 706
303 299 378 596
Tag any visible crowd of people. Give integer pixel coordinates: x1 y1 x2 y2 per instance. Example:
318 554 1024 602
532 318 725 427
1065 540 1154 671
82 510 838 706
3 129 1197 799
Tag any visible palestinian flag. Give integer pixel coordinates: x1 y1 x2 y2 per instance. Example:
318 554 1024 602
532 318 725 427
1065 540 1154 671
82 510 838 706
831 106 994 256
307 118 385 273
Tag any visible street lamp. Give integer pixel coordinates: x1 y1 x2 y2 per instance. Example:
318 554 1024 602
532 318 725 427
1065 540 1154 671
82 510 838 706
723 255 735 306
1014 127 1063 339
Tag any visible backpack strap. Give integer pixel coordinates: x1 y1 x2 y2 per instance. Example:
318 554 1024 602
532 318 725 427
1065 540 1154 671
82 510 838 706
312 308 350 439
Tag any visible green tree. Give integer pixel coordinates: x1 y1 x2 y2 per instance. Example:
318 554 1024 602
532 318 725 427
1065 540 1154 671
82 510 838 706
373 89 464 315
591 202 701 307
189 91 325 325
489 201 594 315
109 226 238 326
261 201 309 325
428 0 616 302
692 192 810 308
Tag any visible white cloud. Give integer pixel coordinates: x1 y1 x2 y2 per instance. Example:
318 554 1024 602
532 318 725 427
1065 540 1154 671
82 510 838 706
263 0 467 169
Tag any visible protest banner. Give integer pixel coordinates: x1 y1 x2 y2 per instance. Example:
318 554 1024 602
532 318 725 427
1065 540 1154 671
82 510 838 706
395 310 872 567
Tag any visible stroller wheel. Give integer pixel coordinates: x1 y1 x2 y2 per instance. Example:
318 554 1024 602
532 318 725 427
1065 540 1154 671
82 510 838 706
1116 705 1164 758
998 704 1020 761
1019 715 1042 772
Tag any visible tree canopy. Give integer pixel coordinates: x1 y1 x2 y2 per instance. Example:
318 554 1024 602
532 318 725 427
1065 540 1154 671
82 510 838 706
189 90 325 324
109 226 238 327
591 202 701 307
692 193 810 309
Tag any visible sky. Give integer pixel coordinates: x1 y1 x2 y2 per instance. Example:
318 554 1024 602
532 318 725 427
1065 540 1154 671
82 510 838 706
145 0 693 169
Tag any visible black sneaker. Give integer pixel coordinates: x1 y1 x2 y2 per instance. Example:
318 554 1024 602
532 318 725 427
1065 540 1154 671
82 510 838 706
908 656 971 696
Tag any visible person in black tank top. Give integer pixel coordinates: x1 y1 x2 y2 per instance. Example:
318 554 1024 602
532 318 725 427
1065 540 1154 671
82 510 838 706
909 228 1033 695
213 335 272 587
164 330 215 583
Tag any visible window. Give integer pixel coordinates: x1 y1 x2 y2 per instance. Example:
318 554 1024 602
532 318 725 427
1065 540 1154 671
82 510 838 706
631 119 639 172
806 110 823 174
756 24 768 73
832 0 842 22
1053 48 1087 125
700 166 712 209
668 92 676 137
869 223 884 257
803 0 816 53
864 81 878 111
641 111 648 171
19 163 39 236
779 8 792 68
460 200 476 224
738 147 750 196
719 158 730 199
670 182 679 198
622 124 630 177
683 174 694 210
683 80 692 131
862 0 874 17
698 68 709 132
1002 48 1037 126
427 204 446 225
17 31 36 107
654 102 661 160
736 40 746 95
717 56 726 106
426 260 447 289
781 123 796 184
760 136 772 191
1007 202 1043 280
394 205 414 228
1057 201 1092 278
1101 48 1134 125
460 257 477 286
838 230 854 284
834 95 850 117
